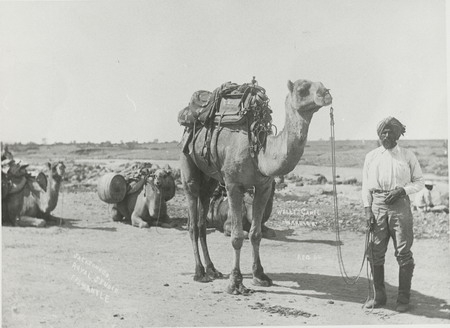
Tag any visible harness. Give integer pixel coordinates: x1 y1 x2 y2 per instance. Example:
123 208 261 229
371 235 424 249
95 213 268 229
179 77 276 175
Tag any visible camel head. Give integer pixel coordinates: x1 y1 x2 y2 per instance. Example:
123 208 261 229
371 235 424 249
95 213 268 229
153 169 176 202
47 161 66 180
143 169 176 202
287 79 332 113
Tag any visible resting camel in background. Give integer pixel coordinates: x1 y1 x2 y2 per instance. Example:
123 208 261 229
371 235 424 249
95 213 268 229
111 169 176 228
4 162 66 227
208 181 275 239
180 79 332 294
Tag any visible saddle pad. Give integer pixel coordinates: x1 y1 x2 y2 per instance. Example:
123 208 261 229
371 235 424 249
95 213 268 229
213 97 246 125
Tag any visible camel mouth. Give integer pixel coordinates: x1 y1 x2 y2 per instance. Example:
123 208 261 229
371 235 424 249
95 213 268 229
315 89 332 107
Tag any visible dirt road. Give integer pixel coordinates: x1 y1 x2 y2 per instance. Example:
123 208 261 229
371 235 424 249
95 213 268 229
2 189 449 327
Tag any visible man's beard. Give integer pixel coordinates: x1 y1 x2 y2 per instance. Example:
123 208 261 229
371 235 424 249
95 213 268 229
381 137 397 149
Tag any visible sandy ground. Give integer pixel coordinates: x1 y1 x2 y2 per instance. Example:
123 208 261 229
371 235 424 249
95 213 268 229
2 184 450 327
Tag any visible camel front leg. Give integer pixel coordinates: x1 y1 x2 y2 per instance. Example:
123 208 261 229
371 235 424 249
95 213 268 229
131 194 149 228
226 183 250 295
250 183 273 287
15 216 46 228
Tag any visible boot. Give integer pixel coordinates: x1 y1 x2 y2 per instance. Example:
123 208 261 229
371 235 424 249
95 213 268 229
396 262 414 312
365 265 387 308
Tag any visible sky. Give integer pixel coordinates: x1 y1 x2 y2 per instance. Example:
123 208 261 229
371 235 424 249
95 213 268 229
0 0 448 144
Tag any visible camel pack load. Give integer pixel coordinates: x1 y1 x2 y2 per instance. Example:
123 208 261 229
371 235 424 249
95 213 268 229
178 78 274 158
97 162 159 204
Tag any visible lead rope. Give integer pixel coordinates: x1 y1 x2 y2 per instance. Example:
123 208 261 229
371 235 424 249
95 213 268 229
329 107 372 289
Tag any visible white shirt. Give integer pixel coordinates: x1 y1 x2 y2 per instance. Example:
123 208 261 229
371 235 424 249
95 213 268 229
362 145 424 207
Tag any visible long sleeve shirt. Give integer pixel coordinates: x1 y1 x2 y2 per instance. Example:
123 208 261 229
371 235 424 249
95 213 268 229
362 145 424 207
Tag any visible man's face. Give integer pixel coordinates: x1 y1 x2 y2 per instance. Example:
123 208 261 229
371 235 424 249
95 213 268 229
380 127 399 149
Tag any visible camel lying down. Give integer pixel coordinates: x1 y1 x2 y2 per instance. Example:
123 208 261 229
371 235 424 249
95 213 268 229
111 169 176 228
3 162 66 227
208 182 276 238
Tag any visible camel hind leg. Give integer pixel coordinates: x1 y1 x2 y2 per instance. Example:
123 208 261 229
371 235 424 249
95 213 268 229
198 178 222 280
111 204 124 222
181 153 221 282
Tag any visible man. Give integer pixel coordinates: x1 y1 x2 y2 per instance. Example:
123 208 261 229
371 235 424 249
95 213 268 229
415 181 434 212
362 117 424 312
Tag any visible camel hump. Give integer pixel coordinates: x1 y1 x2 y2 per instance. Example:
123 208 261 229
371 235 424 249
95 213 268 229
97 173 127 204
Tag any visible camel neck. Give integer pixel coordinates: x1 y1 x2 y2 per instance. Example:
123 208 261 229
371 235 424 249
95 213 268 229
45 173 61 210
257 96 314 176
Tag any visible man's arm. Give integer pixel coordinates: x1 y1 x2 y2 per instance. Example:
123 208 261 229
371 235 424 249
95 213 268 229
403 151 425 195
362 153 373 208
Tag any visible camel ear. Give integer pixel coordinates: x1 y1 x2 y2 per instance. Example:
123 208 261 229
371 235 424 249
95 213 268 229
47 162 52 170
287 80 294 93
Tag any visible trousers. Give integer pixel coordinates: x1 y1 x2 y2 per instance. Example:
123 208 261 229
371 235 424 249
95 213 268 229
368 192 414 267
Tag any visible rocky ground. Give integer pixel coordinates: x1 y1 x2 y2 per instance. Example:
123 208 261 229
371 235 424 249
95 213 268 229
2 159 449 327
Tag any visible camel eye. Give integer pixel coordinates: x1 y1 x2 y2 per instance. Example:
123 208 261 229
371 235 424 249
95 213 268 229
297 83 311 97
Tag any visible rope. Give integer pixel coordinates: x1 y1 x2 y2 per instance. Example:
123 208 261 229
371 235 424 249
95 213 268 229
329 107 368 285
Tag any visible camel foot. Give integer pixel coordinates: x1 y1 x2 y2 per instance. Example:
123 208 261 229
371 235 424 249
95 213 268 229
193 265 212 283
226 269 253 295
206 264 223 280
252 273 273 287
36 220 47 228
226 282 253 295
138 222 149 229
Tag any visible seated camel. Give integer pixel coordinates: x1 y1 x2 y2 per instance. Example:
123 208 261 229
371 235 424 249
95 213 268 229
111 169 176 228
207 181 275 238
3 161 66 227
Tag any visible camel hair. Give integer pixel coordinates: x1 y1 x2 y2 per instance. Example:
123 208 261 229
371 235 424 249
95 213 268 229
5 161 66 227
180 79 332 294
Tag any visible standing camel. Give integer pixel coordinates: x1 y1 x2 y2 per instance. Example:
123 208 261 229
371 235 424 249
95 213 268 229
180 79 332 294
4 162 66 227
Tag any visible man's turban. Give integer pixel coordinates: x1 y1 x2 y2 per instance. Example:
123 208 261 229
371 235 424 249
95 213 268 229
376 117 406 138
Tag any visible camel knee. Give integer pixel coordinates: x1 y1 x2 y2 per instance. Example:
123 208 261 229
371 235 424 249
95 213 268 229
249 231 262 244
231 233 244 250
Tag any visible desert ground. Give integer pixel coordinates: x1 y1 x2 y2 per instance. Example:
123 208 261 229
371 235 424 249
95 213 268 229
2 140 449 327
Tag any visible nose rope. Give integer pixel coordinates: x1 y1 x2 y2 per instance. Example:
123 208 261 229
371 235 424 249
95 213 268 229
330 106 370 285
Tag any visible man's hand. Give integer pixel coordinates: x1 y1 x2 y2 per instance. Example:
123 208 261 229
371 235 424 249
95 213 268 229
384 187 406 205
365 207 375 231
